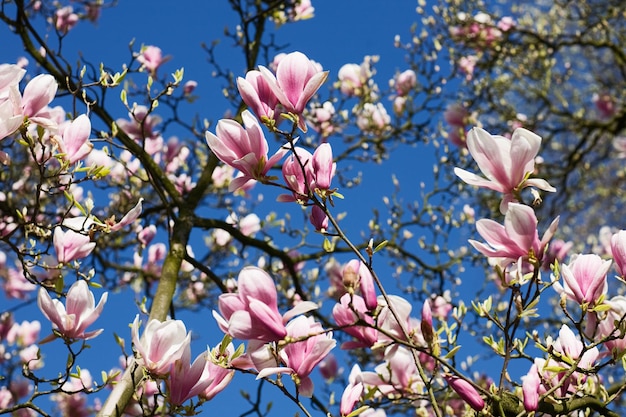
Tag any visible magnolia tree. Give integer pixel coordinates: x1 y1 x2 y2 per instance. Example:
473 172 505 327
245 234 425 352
1 0 626 416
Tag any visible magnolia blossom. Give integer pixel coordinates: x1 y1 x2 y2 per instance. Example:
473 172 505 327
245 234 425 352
356 102 390 134
257 315 336 397
332 293 377 349
237 70 281 124
213 266 317 342
167 343 211 406
206 110 287 191
55 114 93 164
311 143 335 193
469 202 558 266
258 51 328 131
278 147 314 203
137 45 169 75
55 6 79 33
597 296 626 358
131 315 191 376
444 375 485 411
37 280 108 340
610 230 626 277
53 227 96 264
340 365 365 416
342 259 377 311
553 254 610 306
309 205 329 232
393 69 416 96
522 325 599 411
454 127 556 213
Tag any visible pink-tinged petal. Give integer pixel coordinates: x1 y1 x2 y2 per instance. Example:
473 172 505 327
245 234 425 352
611 230 626 276
540 216 560 253
282 301 318 323
525 178 556 193
256 366 292 380
212 310 230 334
312 143 334 190
61 114 92 163
475 219 510 249
111 198 144 231
217 293 246 321
453 167 505 192
247 299 287 341
444 375 485 411
521 364 540 411
226 310 257 341
228 175 255 192
466 127 511 187
340 382 364 416
509 128 541 184
0 64 26 91
237 72 279 122
21 74 57 117
298 375 315 398
238 266 278 307
358 262 377 311
503 203 538 253
295 71 329 114
65 280 94 318
37 288 65 330
258 66 290 111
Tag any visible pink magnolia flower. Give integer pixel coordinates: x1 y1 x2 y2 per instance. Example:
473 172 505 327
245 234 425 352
290 0 315 21
37 280 108 340
318 353 339 380
542 238 573 271
311 142 335 193
201 342 236 400
522 325 599 410
340 380 364 416
6 320 40 347
0 92 24 140
597 295 626 358
338 63 364 96
213 266 317 342
278 147 314 203
332 293 377 349
258 51 328 131
454 127 556 213
55 6 79 34
137 45 169 75
257 315 336 397
53 227 96 264
342 260 377 311
110 198 144 232
444 375 485 411
376 295 423 346
237 70 281 124
0 64 26 96
469 202 558 266
55 114 93 164
610 230 626 277
393 69 417 96
167 343 211 406
20 74 58 127
309 205 329 232
553 254 610 306
356 102 390 134
131 315 191 376
183 80 197 96
521 363 541 411
205 110 288 191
